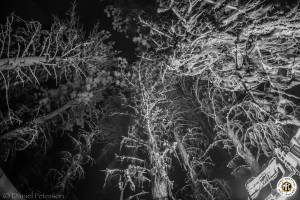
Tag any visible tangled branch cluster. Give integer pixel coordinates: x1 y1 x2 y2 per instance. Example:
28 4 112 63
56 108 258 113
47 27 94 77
0 5 124 194
105 0 300 199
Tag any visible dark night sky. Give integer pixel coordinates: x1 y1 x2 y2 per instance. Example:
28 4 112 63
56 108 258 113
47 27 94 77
0 1 134 200
0 1 157 199
0 0 136 61
0 0 297 62
1 1 300 200
1 0 103 28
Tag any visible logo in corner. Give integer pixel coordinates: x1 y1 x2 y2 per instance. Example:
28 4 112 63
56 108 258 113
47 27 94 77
276 177 297 197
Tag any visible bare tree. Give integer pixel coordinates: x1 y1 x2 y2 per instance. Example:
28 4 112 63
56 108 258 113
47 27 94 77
104 54 178 200
112 0 300 199
170 80 230 200
0 4 124 196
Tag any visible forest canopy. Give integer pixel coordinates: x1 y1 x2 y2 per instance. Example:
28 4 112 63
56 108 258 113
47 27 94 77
1 0 300 200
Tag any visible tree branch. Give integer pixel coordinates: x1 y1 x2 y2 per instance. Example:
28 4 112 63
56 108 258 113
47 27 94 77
0 100 78 141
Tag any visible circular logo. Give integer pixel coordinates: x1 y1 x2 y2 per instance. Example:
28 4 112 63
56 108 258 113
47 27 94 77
277 177 297 196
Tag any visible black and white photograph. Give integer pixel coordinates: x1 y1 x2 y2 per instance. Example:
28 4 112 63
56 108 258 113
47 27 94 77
0 0 300 200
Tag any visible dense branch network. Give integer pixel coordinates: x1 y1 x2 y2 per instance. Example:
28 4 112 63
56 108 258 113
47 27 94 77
0 8 125 194
106 0 300 199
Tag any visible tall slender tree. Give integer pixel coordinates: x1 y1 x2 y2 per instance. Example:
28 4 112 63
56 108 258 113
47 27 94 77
0 4 126 198
103 0 300 199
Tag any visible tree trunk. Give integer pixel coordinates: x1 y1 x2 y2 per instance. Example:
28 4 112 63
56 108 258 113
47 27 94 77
152 176 169 200
174 131 202 199
146 113 170 200
0 168 25 200
228 129 260 175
